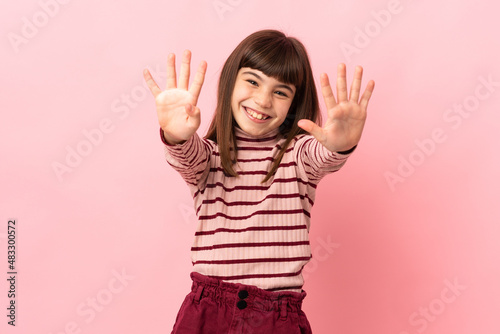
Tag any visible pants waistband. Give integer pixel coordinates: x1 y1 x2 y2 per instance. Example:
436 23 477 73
189 272 306 316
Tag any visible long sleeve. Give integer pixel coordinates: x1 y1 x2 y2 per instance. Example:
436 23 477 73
293 134 354 184
160 128 213 190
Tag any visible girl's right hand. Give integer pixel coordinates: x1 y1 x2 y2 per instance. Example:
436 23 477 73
143 50 207 144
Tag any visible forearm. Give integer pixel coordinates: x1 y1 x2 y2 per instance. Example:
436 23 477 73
295 135 354 182
160 128 211 186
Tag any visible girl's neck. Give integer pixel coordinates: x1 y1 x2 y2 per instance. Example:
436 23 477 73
233 126 281 145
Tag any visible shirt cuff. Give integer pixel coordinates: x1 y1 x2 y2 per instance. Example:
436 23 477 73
159 128 186 147
336 145 357 155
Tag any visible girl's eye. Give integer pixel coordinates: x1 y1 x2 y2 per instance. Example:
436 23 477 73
275 91 288 97
247 80 258 86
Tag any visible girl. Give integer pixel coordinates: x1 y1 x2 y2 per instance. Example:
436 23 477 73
143 29 374 334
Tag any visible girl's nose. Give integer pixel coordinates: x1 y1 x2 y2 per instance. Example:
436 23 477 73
254 90 272 109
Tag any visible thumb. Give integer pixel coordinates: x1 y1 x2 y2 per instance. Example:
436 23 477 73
298 119 325 142
185 104 201 128
184 104 197 117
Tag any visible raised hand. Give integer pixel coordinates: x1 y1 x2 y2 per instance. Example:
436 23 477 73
143 50 207 144
298 64 375 153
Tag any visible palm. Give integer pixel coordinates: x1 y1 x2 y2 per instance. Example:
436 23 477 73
298 64 375 153
322 100 365 151
155 88 199 136
143 50 207 144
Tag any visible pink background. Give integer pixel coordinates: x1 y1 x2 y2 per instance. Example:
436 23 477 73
1 0 499 333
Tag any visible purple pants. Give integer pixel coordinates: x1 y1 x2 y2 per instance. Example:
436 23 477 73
171 272 313 334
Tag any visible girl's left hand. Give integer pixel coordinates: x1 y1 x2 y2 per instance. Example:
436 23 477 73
298 64 375 153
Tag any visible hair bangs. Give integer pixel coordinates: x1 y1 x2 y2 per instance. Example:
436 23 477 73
240 37 304 88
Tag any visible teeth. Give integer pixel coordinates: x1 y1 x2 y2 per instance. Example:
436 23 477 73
246 108 269 120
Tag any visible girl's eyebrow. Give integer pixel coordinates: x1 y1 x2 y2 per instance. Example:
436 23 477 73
242 71 295 94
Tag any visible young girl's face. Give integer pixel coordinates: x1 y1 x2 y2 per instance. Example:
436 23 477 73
231 67 296 136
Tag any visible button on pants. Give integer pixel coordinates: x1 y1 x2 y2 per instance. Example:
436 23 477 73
171 272 312 334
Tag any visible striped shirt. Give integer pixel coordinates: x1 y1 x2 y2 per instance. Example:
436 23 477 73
161 126 352 292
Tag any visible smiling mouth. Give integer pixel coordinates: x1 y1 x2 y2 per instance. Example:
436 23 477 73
244 107 270 120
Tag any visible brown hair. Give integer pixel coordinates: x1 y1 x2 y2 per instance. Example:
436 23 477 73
205 29 321 182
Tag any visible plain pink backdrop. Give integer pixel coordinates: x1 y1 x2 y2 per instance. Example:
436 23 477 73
1 0 499 333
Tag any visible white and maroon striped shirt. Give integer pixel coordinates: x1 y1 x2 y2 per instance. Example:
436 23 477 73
162 126 352 292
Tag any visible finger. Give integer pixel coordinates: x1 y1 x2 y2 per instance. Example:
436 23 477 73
143 69 162 98
189 60 207 104
166 53 177 89
298 119 326 143
178 50 191 90
359 80 375 112
349 65 363 103
337 63 348 102
320 73 337 111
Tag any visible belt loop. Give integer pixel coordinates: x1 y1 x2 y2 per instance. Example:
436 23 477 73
279 299 288 320
194 284 204 304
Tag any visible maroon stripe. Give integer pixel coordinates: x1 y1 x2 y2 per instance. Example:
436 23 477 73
206 268 303 281
166 162 198 186
314 141 325 165
209 167 268 175
324 153 344 163
191 240 309 251
304 193 314 206
198 209 308 221
208 161 296 175
273 178 317 188
195 193 305 214
186 138 204 166
195 224 307 236
195 195 314 215
192 256 311 265
278 161 296 168
238 146 275 151
235 134 279 142
171 158 204 171
168 140 209 171
303 137 315 146
235 156 274 163
173 158 209 181
303 146 311 165
196 177 316 197
202 140 213 151
196 184 269 198
302 160 316 178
